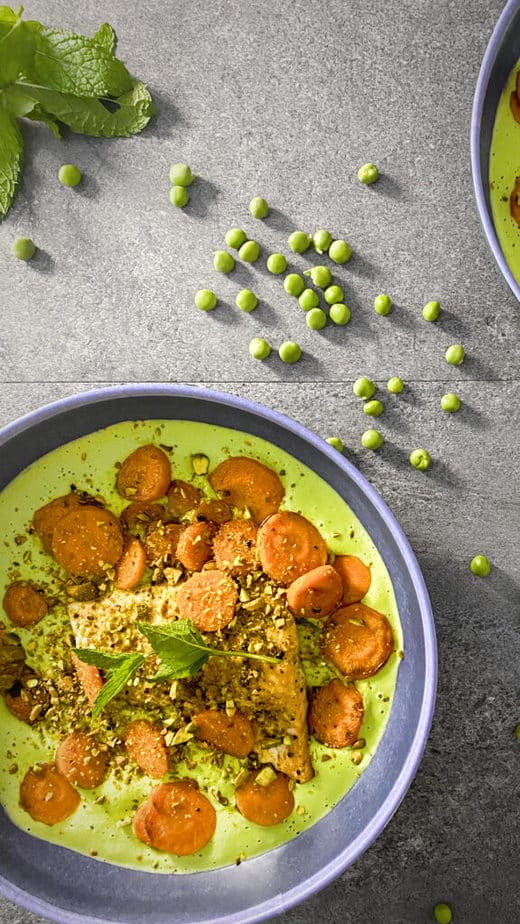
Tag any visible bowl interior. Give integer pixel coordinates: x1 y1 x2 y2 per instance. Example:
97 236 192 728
0 386 436 924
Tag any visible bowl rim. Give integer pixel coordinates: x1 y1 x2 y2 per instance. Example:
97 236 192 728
0 383 437 924
471 0 520 303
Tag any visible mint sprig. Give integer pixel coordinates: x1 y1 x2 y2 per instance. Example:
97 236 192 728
73 648 146 720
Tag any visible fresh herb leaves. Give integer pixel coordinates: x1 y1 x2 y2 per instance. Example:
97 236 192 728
73 649 146 720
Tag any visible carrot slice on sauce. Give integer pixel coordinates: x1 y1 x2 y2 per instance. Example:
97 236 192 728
32 492 83 553
209 456 284 524
166 480 202 518
114 537 147 589
133 780 216 855
192 708 255 757
308 678 364 748
286 564 343 619
176 521 215 572
320 602 394 679
55 732 108 789
51 505 124 578
71 652 104 708
511 90 520 125
235 769 295 826
194 498 232 524
2 581 48 628
5 668 49 724
143 522 183 566
120 502 165 535
257 511 328 585
20 762 80 825
116 444 171 502
174 570 237 631
212 519 258 575
333 554 372 605
510 175 520 226
124 719 169 779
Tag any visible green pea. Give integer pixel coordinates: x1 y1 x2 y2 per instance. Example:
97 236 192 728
284 273 305 297
266 253 287 274
213 250 235 273
236 289 258 312
329 303 351 325
170 185 189 208
324 284 344 305
470 554 491 577
249 337 271 360
225 228 248 250
374 293 392 316
238 240 260 263
363 399 384 417
194 289 217 311
357 162 379 185
440 392 461 412
288 231 311 253
306 307 327 330
445 344 465 365
312 229 333 254
11 237 35 261
353 377 376 399
278 340 302 363
249 196 269 218
169 162 194 186
329 239 352 263
58 163 82 187
361 429 383 450
387 376 404 393
326 436 343 451
433 902 452 924
422 299 441 321
410 448 431 471
298 289 320 311
304 265 332 288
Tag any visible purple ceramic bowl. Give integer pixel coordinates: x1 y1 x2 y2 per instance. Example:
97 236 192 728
0 385 436 924
471 0 520 302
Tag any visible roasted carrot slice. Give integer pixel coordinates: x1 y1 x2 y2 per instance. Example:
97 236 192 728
286 564 343 619
257 511 328 585
235 768 294 826
209 456 284 524
120 502 165 535
333 554 372 605
192 708 255 757
116 444 171 502
5 668 49 724
174 570 237 631
114 537 147 590
194 498 232 524
212 519 258 575
3 581 48 628
32 492 83 553
51 505 124 578
308 679 364 748
55 732 109 789
143 522 183 566
166 480 202 518
320 603 394 679
133 780 216 855
176 521 215 572
511 90 520 125
20 762 80 825
71 652 104 708
124 719 169 779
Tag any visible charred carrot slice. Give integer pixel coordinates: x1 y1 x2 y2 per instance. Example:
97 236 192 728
116 444 171 502
120 502 165 535
333 554 372 605
20 762 80 825
124 719 169 779
51 505 124 578
212 519 258 575
176 521 215 572
320 603 394 679
143 521 183 566
174 570 237 631
71 652 104 708
308 679 364 748
2 581 48 628
235 768 294 826
192 709 255 757
257 511 328 585
166 480 202 518
32 492 83 553
133 780 216 855
209 456 284 524
55 732 109 789
5 668 49 724
194 498 232 524
114 538 147 590
286 564 343 619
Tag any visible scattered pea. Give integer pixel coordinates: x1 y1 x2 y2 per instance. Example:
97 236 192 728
278 340 302 364
361 429 383 450
58 163 82 187
238 240 260 263
213 250 235 273
169 162 194 186
284 273 305 297
374 293 393 316
266 253 287 274
422 299 441 321
470 554 491 577
170 185 189 208
410 448 431 471
445 344 465 365
329 303 351 325
225 228 248 250
194 289 217 311
304 265 332 288
363 399 384 417
11 237 35 261
236 289 258 312
324 284 344 305
249 337 271 360
387 376 404 393
329 239 352 264
441 392 461 412
312 229 333 253
353 377 376 399
326 436 343 451
298 289 320 311
249 196 269 219
433 902 452 924
288 231 311 253
306 307 327 330
358 162 379 185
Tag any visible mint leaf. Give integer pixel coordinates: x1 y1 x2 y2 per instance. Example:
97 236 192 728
26 27 132 98
1 84 36 116
0 107 22 219
92 23 116 54
25 104 61 138
73 648 146 718
0 15 35 85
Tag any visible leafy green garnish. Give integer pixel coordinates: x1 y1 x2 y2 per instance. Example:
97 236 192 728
0 6 155 219
73 648 146 720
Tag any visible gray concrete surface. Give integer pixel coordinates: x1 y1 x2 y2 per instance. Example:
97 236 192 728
0 1 519 923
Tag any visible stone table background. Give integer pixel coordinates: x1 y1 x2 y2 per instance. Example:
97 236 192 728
0 1 519 923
